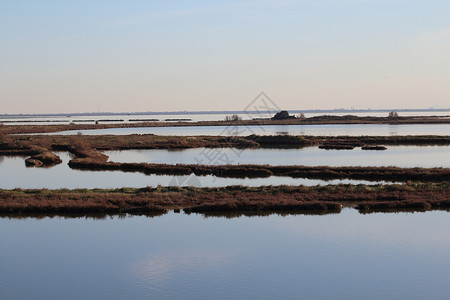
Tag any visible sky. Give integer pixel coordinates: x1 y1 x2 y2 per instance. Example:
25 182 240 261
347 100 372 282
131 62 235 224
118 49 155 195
1 0 450 114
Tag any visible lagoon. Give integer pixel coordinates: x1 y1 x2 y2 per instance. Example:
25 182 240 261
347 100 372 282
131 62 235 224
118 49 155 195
0 153 378 189
1 145 448 189
105 146 450 168
1 210 449 299
44 123 450 136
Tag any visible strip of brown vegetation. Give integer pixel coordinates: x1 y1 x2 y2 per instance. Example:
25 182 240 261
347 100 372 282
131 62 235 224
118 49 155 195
67 157 450 182
2 115 450 135
0 184 448 217
3 133 449 179
361 145 387 150
25 148 62 167
3 134 450 154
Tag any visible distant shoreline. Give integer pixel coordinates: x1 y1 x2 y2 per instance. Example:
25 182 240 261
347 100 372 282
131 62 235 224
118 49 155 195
2 115 450 135
1 108 450 119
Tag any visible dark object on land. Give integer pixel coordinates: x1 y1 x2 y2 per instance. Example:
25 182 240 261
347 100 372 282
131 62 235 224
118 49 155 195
388 111 399 118
25 150 62 167
25 158 43 167
272 111 296 120
361 145 387 150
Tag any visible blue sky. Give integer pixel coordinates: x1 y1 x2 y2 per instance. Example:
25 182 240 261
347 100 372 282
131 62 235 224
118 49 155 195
1 0 450 113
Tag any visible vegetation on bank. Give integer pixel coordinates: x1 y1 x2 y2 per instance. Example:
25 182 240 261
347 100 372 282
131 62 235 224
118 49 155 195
1 124 449 217
1 114 450 135
68 158 450 182
2 132 450 174
0 184 448 217
58 139 450 183
24 147 62 167
2 134 450 154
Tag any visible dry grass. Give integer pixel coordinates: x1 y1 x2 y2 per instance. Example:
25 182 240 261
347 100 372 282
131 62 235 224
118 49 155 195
3 134 450 155
0 183 448 217
67 157 450 182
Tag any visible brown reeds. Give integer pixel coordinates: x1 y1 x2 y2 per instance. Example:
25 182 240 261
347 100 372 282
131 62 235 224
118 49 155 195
67 157 450 182
0 183 448 217
25 148 62 167
6 134 450 154
361 145 387 150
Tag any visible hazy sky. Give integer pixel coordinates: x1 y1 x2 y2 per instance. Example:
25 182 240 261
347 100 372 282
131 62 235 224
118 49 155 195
1 0 450 114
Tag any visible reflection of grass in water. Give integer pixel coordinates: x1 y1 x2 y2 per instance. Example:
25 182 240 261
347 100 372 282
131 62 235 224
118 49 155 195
0 183 449 217
0 212 165 220
182 210 342 219
67 157 450 183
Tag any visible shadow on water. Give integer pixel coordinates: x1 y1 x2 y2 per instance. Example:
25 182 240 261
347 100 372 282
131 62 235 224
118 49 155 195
0 211 167 220
1 207 449 219
0 210 342 219
357 208 450 215
184 210 343 219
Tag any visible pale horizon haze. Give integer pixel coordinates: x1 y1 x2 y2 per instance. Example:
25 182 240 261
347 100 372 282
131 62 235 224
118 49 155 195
1 0 450 114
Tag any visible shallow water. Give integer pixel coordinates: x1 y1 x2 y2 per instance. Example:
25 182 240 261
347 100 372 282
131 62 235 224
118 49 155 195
1 210 449 299
3 110 450 125
1 145 448 189
105 146 450 168
43 123 450 136
0 153 377 189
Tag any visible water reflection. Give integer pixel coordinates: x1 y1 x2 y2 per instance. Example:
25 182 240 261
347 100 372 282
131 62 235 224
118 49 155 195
1 144 449 190
105 146 450 168
0 153 382 189
3 110 450 125
1 210 449 299
187 210 342 219
388 124 399 136
0 212 165 220
133 248 235 288
168 174 202 187
40 123 450 136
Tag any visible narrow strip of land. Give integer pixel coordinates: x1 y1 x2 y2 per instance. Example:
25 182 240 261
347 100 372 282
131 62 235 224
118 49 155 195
2 115 450 134
2 134 450 155
68 159 450 182
1 184 449 217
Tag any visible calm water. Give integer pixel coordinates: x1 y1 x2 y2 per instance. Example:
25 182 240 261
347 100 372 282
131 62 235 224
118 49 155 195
3 110 450 125
1 210 450 299
1 146 448 189
45 123 450 136
0 153 377 189
105 146 450 168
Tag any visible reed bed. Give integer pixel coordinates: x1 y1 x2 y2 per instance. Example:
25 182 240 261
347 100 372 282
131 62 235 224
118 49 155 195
68 158 450 182
0 183 448 217
3 134 450 154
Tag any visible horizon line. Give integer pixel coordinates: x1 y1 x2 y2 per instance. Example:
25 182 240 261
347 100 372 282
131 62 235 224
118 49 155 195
1 108 450 118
